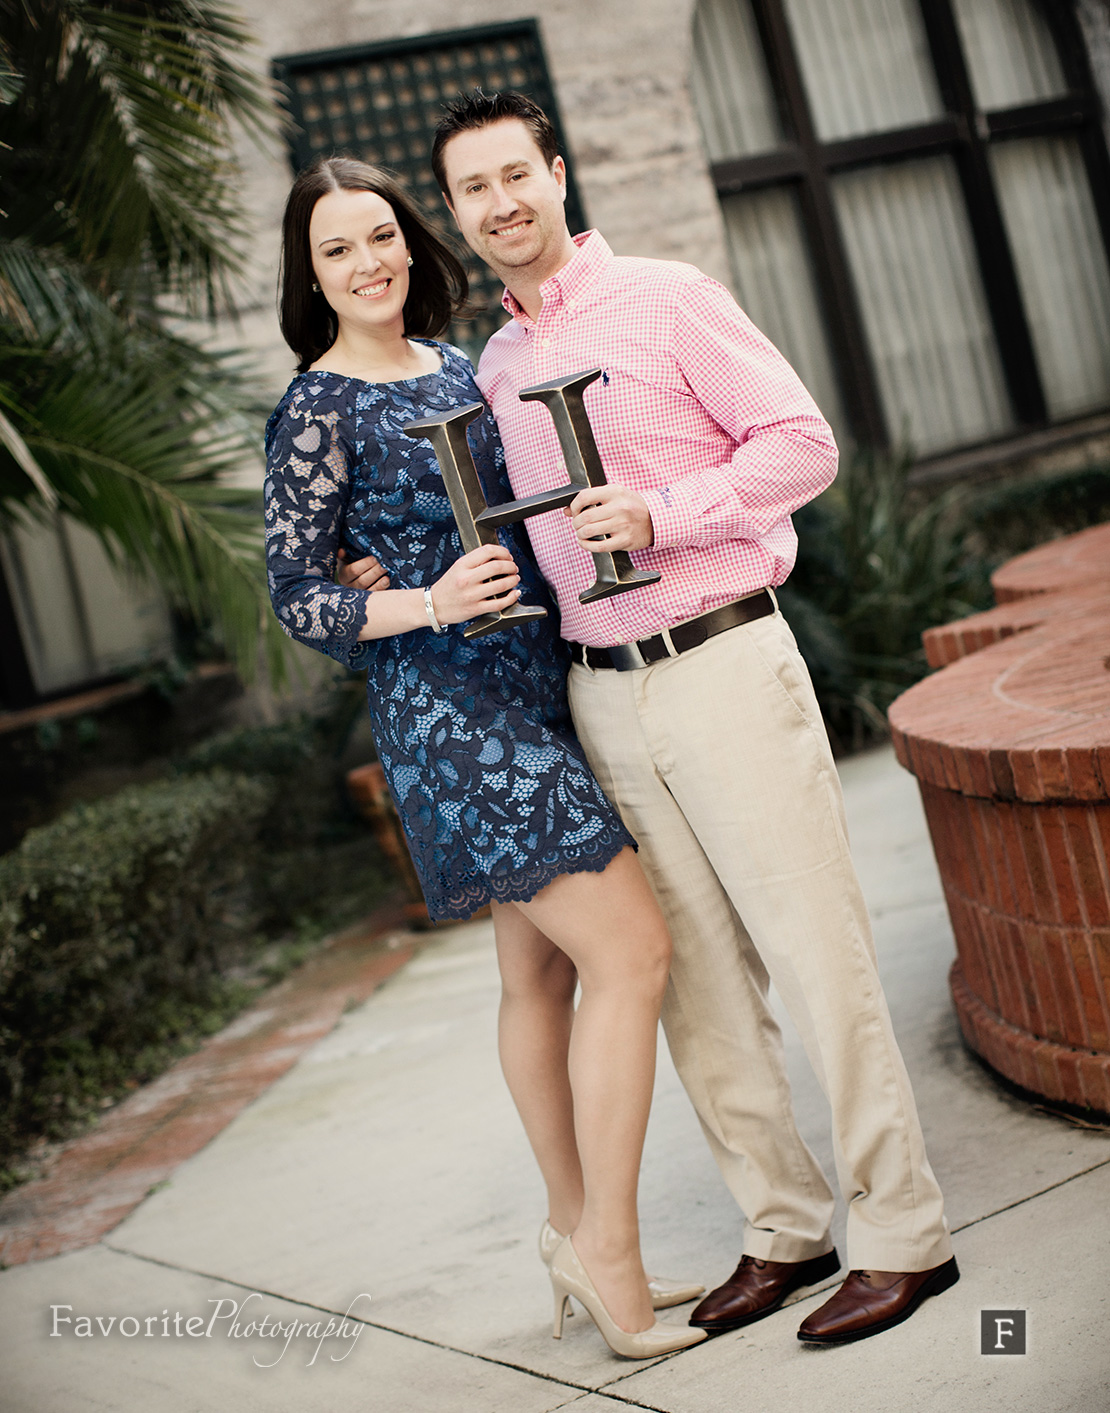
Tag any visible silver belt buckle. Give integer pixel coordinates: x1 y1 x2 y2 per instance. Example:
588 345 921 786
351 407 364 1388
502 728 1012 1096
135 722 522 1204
607 640 648 671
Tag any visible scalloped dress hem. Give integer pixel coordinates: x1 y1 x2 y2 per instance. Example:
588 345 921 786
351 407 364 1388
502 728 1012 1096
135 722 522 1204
427 827 636 923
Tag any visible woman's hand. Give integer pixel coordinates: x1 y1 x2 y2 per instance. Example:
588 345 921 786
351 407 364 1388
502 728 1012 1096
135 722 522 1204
349 543 520 641
430 544 521 625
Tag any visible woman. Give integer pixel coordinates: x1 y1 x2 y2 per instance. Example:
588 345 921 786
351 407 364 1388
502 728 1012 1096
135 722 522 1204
264 157 705 1359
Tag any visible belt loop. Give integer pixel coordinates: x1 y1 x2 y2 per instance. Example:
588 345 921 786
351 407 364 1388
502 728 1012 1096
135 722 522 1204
766 586 779 614
660 627 680 659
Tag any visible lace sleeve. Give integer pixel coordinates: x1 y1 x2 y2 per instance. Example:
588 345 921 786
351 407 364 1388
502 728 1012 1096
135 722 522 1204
264 382 369 669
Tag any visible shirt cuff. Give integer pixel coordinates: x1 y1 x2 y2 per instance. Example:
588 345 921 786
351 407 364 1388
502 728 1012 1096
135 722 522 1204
640 485 705 550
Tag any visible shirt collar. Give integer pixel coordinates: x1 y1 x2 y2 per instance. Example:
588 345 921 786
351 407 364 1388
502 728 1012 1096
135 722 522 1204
500 230 613 326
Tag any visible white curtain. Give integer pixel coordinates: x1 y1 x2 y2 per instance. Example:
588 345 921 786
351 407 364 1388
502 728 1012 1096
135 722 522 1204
832 157 1014 454
689 0 1110 454
950 0 1066 110
992 136 1110 420
721 187 848 442
691 0 781 160
782 0 942 140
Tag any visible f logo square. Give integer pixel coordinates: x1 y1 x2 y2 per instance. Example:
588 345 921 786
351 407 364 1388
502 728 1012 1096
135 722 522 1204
980 1309 1026 1355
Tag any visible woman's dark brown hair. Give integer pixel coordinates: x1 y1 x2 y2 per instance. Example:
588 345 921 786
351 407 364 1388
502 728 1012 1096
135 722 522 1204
279 157 469 373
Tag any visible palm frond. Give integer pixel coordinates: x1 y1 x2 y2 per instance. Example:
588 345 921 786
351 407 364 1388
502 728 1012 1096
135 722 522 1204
0 238 133 345
0 2 294 689
37 432 290 683
0 0 279 314
0 29 20 108
0 404 57 509
0 347 291 683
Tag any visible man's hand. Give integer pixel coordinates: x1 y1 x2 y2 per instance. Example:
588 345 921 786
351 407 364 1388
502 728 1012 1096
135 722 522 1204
564 485 655 552
337 547 390 591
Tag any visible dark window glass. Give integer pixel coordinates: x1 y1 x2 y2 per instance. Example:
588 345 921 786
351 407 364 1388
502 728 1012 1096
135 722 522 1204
691 0 1110 458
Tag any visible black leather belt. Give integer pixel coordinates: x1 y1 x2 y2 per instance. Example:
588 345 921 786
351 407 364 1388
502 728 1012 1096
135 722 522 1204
569 591 774 671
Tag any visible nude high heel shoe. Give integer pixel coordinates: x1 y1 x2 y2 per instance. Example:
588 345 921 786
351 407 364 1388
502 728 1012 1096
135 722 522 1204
549 1236 708 1359
539 1221 705 1310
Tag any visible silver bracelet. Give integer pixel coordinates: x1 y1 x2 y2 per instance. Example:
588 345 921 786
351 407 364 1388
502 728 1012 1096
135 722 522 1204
423 586 447 634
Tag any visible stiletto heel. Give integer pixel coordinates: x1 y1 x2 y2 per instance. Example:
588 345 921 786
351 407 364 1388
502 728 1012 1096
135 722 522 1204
542 1221 574 1320
548 1237 708 1360
540 1220 704 1309
553 1287 571 1339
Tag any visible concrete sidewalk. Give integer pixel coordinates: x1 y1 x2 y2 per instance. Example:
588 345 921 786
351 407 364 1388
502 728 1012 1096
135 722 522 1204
2 746 1108 1412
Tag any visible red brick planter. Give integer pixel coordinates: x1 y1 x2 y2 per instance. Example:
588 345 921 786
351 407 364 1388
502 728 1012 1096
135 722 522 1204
990 521 1110 603
889 524 1110 1114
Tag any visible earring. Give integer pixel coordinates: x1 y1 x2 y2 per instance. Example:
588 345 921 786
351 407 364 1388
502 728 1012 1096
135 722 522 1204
311 281 320 291
407 257 413 267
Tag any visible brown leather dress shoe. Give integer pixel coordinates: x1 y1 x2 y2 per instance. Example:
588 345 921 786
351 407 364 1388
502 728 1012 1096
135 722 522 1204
796 1257 960 1344
689 1249 841 1332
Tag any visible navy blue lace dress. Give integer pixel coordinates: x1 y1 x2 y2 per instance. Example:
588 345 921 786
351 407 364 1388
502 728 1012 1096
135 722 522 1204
264 341 634 921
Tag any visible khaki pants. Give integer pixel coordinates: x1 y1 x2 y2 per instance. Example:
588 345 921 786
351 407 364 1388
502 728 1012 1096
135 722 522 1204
567 607 952 1271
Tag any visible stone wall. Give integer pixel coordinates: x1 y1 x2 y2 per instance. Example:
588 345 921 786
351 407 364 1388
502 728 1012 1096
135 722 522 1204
216 1 1110 489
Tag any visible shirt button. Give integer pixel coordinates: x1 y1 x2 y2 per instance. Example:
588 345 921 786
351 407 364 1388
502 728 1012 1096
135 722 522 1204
542 338 551 348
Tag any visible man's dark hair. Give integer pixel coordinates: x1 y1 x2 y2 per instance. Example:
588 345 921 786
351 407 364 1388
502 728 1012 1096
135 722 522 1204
432 90 560 199
278 156 469 373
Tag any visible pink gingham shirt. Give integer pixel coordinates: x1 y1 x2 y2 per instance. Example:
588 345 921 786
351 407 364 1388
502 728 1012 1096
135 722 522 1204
475 231 839 648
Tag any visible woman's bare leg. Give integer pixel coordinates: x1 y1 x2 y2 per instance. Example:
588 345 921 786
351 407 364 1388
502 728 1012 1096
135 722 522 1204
492 903 584 1236
493 846 672 1334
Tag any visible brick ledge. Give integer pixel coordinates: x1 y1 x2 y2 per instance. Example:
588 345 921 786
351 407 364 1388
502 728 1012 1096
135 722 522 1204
950 960 1110 1117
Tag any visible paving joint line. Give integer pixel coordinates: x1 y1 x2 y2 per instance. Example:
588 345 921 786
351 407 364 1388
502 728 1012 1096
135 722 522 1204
90 1079 1107 1400
550 1390 672 1412
950 1154 1110 1235
101 1242 678 1406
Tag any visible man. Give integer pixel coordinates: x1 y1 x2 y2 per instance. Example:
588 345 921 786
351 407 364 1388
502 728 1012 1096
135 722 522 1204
343 90 957 1345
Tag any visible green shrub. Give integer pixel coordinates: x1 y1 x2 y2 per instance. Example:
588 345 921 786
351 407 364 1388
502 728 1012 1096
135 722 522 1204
0 701 397 1179
783 455 1110 752
175 707 390 928
783 450 991 750
969 463 1110 563
0 771 270 1169
178 715 340 849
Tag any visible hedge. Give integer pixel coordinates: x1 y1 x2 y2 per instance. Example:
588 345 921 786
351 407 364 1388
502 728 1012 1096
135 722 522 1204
0 770 270 1170
174 713 388 928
